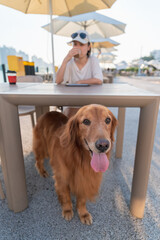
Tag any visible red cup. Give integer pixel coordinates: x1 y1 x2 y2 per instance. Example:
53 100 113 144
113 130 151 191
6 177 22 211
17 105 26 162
7 73 17 84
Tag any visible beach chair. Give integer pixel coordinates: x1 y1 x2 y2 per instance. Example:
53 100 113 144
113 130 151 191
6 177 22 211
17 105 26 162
17 75 43 127
18 105 35 128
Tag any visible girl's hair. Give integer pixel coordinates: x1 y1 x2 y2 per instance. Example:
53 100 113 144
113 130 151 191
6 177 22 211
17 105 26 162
87 42 91 58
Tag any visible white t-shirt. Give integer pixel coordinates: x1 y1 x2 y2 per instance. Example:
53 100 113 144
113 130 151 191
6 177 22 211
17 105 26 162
63 55 103 84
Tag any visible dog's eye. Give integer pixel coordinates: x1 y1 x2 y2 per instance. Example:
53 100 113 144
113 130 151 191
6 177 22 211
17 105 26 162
82 119 91 125
105 117 111 124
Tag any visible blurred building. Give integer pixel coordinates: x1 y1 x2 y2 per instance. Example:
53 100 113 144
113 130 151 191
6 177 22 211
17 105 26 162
0 45 52 73
32 56 52 74
0 45 29 70
0 46 16 68
151 50 160 61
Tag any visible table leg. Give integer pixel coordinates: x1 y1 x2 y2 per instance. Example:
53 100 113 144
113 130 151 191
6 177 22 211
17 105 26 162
0 179 5 199
0 97 28 212
116 107 126 158
130 100 159 218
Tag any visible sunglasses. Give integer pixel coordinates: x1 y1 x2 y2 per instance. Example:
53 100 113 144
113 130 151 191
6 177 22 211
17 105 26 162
71 32 87 39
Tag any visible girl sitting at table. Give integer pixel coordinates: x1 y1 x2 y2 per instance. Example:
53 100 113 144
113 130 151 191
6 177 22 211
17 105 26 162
55 30 103 117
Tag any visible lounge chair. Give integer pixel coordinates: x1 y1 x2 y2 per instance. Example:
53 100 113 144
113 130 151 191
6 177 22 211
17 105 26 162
17 75 43 127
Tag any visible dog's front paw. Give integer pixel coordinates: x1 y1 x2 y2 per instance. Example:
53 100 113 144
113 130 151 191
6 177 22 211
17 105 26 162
79 212 93 225
62 209 74 221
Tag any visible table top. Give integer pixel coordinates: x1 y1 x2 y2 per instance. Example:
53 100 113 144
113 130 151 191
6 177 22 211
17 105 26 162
0 83 158 107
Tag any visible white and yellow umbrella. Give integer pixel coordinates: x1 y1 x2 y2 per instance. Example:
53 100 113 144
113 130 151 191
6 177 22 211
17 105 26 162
92 47 117 55
0 0 116 16
98 52 116 63
91 38 119 49
43 12 126 39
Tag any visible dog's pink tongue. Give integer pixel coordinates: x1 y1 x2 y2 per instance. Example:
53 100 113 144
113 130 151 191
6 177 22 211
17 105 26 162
91 152 109 172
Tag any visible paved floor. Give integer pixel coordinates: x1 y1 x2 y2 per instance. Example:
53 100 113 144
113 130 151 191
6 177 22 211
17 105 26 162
0 76 160 240
114 75 160 93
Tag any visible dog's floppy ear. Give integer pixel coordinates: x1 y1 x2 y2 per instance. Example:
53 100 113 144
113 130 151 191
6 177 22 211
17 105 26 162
60 115 79 148
110 112 118 142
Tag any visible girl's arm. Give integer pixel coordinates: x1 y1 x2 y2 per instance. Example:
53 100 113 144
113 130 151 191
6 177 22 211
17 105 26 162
56 48 80 84
55 59 68 84
76 78 102 85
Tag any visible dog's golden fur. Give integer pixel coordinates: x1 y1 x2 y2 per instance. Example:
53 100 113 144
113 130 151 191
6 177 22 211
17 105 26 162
33 104 118 225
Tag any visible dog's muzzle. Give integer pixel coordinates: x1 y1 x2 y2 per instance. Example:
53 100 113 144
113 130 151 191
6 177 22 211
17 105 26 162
84 138 110 154
95 139 110 153
84 138 110 172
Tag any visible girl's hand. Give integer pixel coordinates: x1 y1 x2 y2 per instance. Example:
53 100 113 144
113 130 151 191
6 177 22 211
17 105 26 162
64 48 80 62
76 80 83 84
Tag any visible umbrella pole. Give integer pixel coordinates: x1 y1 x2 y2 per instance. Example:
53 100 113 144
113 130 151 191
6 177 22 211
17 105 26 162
49 0 56 82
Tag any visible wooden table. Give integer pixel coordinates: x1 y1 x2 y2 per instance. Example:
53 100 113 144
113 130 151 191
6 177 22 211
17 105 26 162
0 83 159 218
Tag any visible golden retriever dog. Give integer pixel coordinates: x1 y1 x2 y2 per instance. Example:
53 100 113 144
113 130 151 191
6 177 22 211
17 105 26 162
33 104 118 225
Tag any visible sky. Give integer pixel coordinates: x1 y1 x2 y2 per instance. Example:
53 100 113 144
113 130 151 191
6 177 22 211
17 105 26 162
0 0 160 66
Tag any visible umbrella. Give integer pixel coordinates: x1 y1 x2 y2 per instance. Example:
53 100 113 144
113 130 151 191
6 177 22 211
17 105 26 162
91 38 119 49
0 0 116 16
100 57 115 64
93 47 117 54
99 52 116 58
98 52 116 63
91 38 119 54
93 49 116 59
0 0 117 81
92 48 117 57
42 11 126 39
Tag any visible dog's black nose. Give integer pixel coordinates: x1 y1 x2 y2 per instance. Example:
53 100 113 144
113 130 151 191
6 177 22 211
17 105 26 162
95 139 110 152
